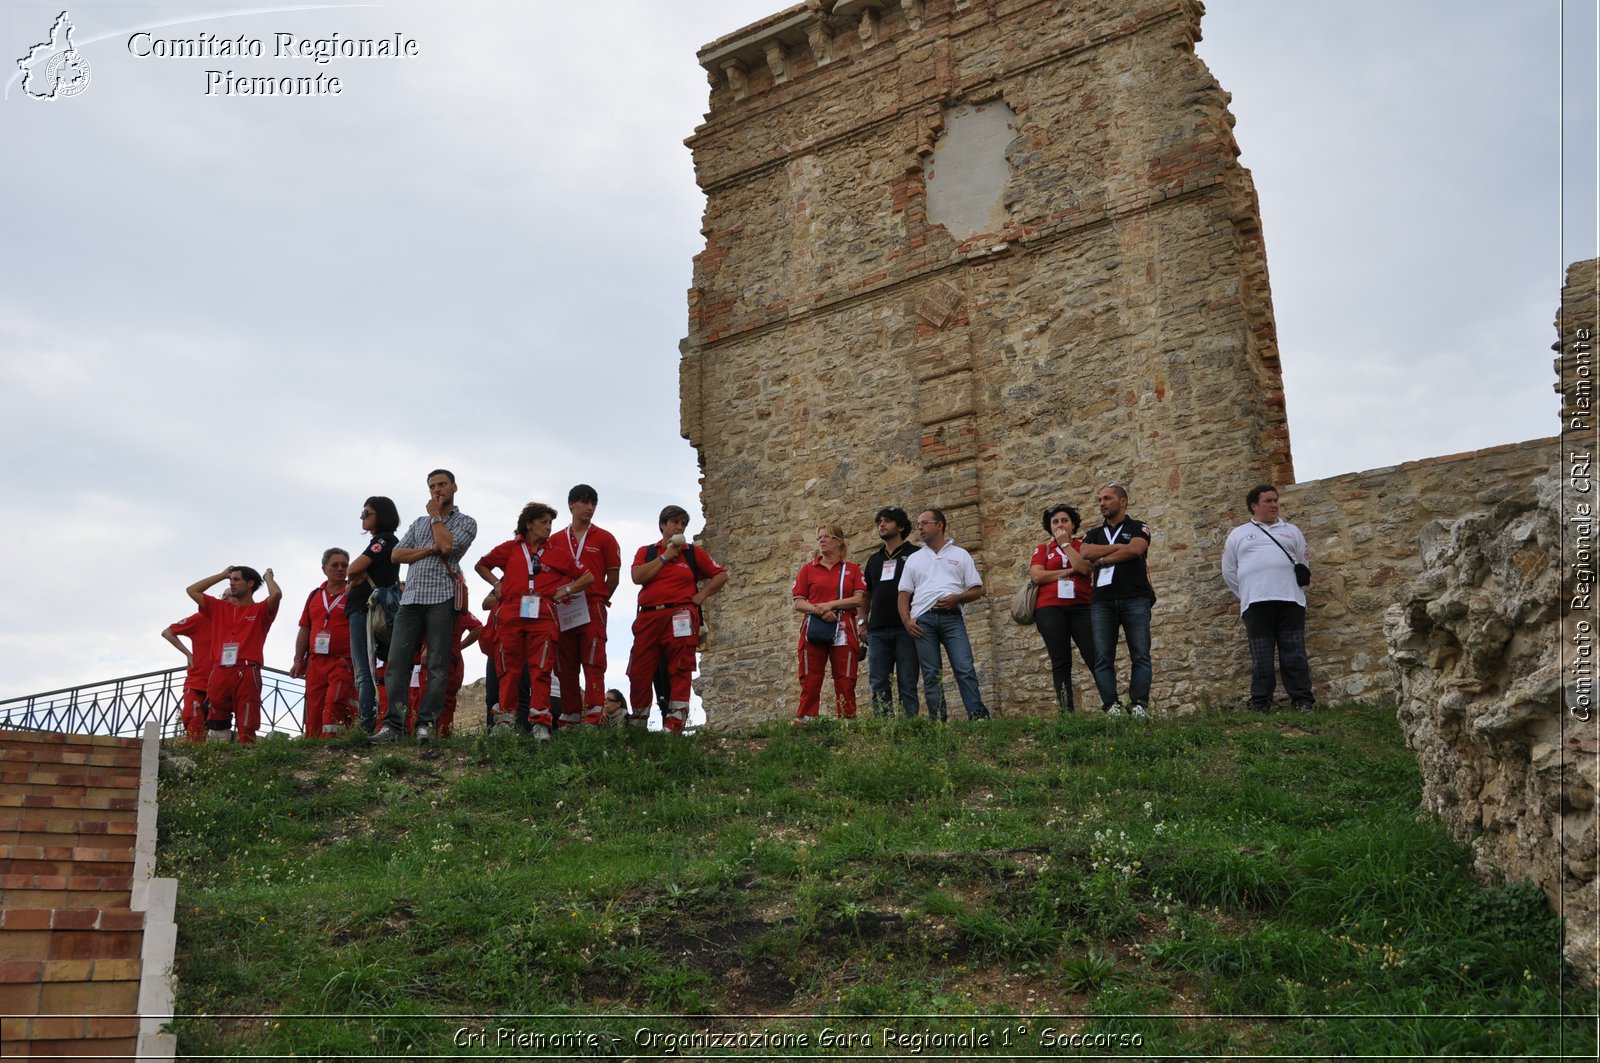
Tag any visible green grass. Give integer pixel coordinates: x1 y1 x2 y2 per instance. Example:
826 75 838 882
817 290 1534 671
159 703 1597 1059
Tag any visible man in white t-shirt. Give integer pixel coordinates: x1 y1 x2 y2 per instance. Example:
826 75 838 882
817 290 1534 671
1221 484 1315 714
896 508 991 722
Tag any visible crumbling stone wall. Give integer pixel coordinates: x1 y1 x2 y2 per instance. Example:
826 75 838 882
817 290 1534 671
683 0 1290 727
1383 261 1598 981
1384 471 1596 981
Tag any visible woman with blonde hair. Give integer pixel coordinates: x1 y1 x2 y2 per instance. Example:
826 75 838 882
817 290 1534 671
790 524 868 724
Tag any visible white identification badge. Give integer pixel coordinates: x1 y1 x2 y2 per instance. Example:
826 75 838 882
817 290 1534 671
410 664 422 688
557 595 589 632
1058 576 1075 600
671 609 693 638
220 643 240 667
520 594 541 619
882 561 897 581
314 631 332 655
1096 565 1115 588
833 622 848 648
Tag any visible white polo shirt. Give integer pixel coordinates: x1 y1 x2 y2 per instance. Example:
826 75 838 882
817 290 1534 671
899 538 983 620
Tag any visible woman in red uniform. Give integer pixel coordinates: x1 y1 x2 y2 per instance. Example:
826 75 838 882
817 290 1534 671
1029 504 1094 712
790 524 867 725
476 503 592 741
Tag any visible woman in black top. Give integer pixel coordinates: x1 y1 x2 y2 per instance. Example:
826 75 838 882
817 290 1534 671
347 495 401 731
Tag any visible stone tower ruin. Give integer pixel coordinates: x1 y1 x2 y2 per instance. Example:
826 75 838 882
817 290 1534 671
681 0 1293 727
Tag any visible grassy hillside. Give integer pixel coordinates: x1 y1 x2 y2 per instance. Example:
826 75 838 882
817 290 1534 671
159 703 1596 1059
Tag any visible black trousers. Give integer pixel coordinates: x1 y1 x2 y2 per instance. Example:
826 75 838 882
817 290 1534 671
1035 605 1096 711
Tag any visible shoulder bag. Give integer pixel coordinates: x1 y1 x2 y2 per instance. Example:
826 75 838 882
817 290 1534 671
1255 523 1311 587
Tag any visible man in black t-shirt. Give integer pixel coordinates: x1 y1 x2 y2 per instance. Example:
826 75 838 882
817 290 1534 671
1079 483 1155 718
862 506 922 717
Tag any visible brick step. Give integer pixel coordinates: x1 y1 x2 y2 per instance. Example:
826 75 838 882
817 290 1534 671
0 792 140 825
0 872 133 910
0 909 145 964
0 767 140 800
0 745 144 771
0 957 141 1029
0 730 142 753
0 815 137 850
0 1017 138 1060
0 732 143 776
0 842 134 878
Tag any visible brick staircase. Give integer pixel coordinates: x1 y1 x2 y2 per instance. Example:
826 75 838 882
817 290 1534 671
0 727 177 1060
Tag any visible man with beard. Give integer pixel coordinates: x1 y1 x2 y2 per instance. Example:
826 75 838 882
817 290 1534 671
373 469 477 744
862 506 922 717
1078 482 1155 718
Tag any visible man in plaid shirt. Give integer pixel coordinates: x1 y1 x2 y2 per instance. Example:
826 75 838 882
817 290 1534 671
373 468 477 743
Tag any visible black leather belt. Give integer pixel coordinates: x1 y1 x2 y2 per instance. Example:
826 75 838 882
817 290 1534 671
639 602 693 613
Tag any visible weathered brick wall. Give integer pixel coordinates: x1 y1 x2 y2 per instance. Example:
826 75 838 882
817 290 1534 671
683 0 1293 728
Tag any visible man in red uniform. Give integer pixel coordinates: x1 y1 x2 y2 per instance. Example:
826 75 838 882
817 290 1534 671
476 503 593 741
186 565 282 743
626 505 727 734
161 582 246 743
291 548 356 739
549 484 622 728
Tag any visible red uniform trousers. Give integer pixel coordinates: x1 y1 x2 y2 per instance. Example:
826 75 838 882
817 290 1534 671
303 655 356 739
406 653 466 737
796 623 860 721
626 606 698 734
498 616 558 729
180 687 208 743
555 601 609 726
206 664 262 743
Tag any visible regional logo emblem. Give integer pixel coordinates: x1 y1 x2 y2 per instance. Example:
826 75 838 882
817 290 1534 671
17 11 91 100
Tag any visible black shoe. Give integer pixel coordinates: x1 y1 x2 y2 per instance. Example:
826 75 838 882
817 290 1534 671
370 725 402 744
1292 701 1316 715
1248 701 1272 714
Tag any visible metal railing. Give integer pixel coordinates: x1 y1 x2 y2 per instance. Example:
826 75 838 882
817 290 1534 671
0 667 306 739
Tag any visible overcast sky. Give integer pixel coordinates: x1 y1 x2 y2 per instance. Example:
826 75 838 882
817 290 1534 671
0 1 1593 703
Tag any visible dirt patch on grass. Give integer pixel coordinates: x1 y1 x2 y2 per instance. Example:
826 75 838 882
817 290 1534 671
646 917 799 1010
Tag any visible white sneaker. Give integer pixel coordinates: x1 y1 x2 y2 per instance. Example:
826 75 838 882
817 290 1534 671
1104 705 1124 717
530 724 552 742
1130 704 1149 719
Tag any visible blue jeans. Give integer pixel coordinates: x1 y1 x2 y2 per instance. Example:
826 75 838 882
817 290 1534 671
350 585 401 728
1091 597 1152 709
913 610 989 721
349 606 376 727
868 626 921 717
380 598 457 732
